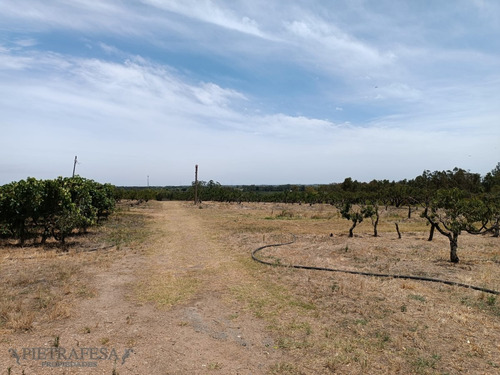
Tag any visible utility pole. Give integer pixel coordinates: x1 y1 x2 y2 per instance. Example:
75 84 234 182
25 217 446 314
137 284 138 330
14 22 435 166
194 164 198 205
147 175 150 187
72 156 77 178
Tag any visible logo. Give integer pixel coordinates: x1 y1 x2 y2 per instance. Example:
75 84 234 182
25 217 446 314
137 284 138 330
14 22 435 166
8 347 134 368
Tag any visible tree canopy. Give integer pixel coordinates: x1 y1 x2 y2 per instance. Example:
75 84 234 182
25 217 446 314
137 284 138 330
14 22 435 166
0 176 115 246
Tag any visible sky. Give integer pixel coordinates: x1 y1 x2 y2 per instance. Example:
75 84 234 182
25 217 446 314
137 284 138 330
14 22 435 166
1 0 499 186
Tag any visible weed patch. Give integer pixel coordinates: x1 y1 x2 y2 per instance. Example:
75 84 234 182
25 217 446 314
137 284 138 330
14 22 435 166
137 271 200 308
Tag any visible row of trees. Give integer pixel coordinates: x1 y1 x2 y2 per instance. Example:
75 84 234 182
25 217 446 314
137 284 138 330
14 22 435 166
198 165 499 264
0 176 115 246
336 188 499 263
117 165 500 206
111 164 500 264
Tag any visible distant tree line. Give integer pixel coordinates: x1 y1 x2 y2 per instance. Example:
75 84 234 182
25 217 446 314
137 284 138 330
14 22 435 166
0 176 115 246
117 164 500 207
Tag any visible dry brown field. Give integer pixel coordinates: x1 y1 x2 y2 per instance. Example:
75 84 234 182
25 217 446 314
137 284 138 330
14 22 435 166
1 200 499 374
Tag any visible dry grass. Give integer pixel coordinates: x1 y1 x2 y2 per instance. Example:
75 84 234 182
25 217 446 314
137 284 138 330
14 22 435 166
0 259 94 332
1 200 497 374
193 201 500 374
136 270 201 307
0 201 151 333
132 201 237 309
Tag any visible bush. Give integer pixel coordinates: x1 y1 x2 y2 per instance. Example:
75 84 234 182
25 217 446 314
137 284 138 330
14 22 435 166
0 176 115 245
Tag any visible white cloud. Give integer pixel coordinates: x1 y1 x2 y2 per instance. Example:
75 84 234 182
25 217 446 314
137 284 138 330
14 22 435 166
0 53 33 70
2 43 499 184
0 0 157 36
250 114 336 140
284 18 392 66
141 0 267 38
0 1 499 184
371 82 422 102
13 38 38 48
192 82 247 106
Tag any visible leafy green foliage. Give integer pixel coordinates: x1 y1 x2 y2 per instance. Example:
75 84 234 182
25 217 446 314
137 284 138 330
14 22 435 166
0 176 115 246
422 188 491 262
117 163 499 207
339 202 376 237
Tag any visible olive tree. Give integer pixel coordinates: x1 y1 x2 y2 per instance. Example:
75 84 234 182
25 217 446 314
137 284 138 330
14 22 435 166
339 201 376 237
422 188 489 263
364 203 380 237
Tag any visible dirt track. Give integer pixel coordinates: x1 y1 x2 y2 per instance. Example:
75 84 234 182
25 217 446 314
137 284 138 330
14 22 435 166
2 201 284 374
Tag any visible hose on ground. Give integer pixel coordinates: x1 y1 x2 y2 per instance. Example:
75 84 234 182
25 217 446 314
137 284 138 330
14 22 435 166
251 235 500 295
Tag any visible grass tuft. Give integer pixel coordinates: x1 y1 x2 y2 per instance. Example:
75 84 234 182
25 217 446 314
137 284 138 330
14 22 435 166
137 271 200 308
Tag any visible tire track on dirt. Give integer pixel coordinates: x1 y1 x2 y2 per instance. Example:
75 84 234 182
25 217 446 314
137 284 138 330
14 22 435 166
6 201 280 374
132 201 281 374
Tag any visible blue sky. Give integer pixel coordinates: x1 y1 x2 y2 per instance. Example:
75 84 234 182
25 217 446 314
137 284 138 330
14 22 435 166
1 0 499 186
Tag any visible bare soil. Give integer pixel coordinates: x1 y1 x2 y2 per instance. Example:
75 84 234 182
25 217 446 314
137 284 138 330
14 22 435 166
1 201 499 374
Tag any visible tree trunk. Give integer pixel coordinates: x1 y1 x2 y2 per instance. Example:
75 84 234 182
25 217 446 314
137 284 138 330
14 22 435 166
395 223 401 239
373 211 379 237
427 223 436 241
449 233 459 263
408 205 412 219
349 221 357 237
41 228 49 244
18 221 26 246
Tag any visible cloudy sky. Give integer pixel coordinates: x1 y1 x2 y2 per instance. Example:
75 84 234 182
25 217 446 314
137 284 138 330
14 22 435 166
1 1 499 186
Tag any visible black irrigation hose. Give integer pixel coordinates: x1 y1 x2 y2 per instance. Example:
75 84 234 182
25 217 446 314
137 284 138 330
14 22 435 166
252 235 500 296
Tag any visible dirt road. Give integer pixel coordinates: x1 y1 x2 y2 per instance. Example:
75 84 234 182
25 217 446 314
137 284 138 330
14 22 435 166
2 201 282 374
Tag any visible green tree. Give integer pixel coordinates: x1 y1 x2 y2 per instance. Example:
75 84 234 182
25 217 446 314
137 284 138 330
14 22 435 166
339 202 375 237
422 188 489 263
91 183 116 221
37 178 69 243
480 192 500 237
0 177 115 246
363 203 379 237
0 178 44 245
483 162 500 193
